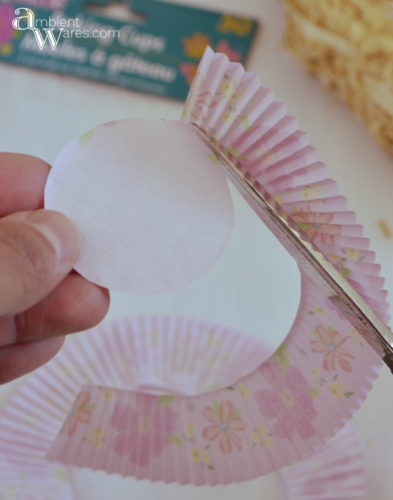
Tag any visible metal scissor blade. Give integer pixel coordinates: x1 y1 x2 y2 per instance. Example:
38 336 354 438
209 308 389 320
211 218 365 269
193 124 393 372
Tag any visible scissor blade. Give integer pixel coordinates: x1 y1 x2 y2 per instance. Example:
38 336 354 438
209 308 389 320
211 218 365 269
194 125 393 372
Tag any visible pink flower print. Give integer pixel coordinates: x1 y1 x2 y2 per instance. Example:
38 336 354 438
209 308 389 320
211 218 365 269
202 400 246 454
189 90 216 120
110 394 177 467
0 4 14 44
311 325 354 372
215 40 241 62
256 362 317 440
292 208 340 245
66 390 94 437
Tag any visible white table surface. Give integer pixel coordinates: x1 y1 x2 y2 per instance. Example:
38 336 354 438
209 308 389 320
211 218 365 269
1 1 393 499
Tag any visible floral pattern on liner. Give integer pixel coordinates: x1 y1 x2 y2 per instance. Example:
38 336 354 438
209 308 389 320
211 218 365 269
48 49 388 482
291 207 341 245
0 48 389 488
109 395 177 466
255 362 317 440
201 400 246 454
64 390 95 437
47 308 370 485
310 325 355 372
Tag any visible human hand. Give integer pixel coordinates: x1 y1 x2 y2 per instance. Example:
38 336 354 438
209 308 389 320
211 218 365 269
0 153 109 383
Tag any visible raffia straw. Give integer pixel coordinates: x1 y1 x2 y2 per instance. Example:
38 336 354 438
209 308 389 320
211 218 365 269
283 0 393 158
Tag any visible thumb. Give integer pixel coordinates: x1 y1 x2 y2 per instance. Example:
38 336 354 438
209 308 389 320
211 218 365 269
0 210 80 316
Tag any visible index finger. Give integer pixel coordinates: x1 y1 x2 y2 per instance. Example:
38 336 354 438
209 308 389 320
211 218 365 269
0 153 50 217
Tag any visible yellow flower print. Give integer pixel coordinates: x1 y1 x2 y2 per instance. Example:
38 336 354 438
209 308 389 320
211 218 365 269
227 147 243 159
261 437 272 448
328 381 346 398
208 152 220 164
157 395 175 407
344 248 360 260
327 253 341 263
251 432 259 442
274 344 290 369
219 78 235 95
202 450 211 465
312 306 327 316
168 433 183 445
302 185 321 200
339 266 352 278
192 447 211 465
183 33 211 59
274 195 283 204
251 425 267 441
230 90 243 104
311 366 321 378
103 388 113 403
251 425 272 447
256 425 266 435
239 115 251 130
85 427 106 449
350 330 364 346
186 423 195 438
236 384 250 400
308 386 320 398
192 447 202 463
221 110 235 123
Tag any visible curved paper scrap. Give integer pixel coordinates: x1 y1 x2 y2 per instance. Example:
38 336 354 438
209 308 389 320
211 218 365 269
45 118 234 294
45 49 389 484
0 316 267 495
279 424 365 500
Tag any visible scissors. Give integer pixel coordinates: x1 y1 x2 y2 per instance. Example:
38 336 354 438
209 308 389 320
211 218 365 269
194 124 393 372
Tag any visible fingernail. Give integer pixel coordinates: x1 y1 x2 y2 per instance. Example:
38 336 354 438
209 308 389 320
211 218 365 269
25 210 80 262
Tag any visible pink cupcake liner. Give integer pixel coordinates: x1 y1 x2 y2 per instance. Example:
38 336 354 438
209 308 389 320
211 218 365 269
279 424 365 500
0 318 366 496
0 316 267 494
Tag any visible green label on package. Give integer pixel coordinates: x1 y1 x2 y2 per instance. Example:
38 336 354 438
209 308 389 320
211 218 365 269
0 0 258 100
